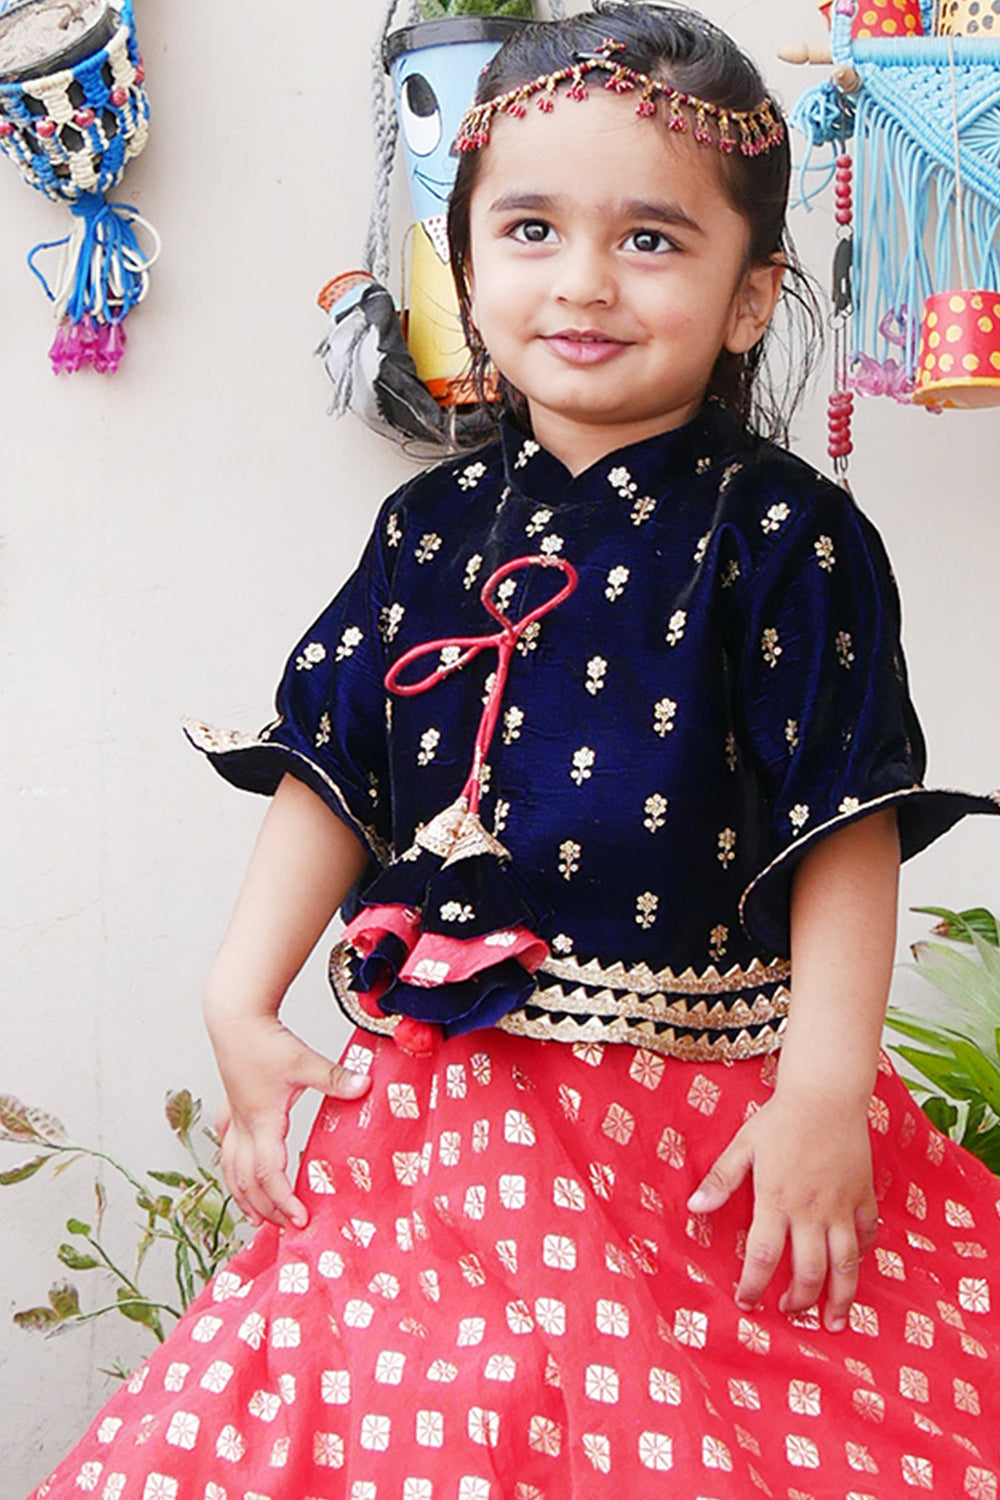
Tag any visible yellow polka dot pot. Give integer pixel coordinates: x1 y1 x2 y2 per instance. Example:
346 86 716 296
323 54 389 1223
912 289 1000 408
851 0 924 38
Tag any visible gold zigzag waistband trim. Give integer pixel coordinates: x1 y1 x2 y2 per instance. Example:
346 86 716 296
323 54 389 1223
328 942 789 1062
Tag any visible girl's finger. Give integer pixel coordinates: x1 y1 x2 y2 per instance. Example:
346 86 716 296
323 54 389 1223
229 1123 290 1228
778 1222 828 1318
822 1223 862 1332
736 1205 787 1310
855 1199 880 1257
242 1124 305 1228
289 1046 371 1102
686 1136 752 1214
223 1136 264 1227
214 1099 232 1141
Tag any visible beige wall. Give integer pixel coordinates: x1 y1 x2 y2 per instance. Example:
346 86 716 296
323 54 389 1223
1 1 997 1494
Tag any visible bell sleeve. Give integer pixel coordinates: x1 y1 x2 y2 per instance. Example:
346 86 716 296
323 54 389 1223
734 482 999 956
183 501 399 866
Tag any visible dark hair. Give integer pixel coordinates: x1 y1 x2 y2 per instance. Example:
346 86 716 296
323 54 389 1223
447 1 822 446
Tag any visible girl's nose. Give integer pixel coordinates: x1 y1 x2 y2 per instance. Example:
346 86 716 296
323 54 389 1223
552 241 617 308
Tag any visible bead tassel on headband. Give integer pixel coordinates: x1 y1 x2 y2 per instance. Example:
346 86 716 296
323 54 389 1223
454 37 784 158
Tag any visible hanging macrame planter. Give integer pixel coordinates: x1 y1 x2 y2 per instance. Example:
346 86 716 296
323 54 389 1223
317 0 533 448
0 0 156 373
792 0 1000 444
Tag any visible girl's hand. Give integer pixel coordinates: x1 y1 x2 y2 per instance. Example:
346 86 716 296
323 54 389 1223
687 1089 879 1332
210 1009 370 1230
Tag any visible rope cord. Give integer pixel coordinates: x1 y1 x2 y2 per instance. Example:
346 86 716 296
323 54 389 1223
362 0 405 282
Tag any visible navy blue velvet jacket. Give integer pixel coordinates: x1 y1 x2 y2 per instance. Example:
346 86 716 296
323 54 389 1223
188 404 997 1061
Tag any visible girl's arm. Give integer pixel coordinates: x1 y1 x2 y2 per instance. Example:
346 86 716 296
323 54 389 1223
687 807 900 1332
204 773 371 1230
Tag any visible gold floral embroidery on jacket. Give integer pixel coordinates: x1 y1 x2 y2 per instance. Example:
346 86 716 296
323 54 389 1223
335 626 363 661
643 793 668 832
761 501 790 534
463 554 483 590
525 508 552 537
814 534 836 572
709 924 729 961
586 657 607 696
717 828 736 867
761 628 782 669
665 610 686 646
836 630 855 669
558 840 581 880
571 747 595 786
789 802 810 834
636 892 659 930
457 462 487 491
379 602 405 642
295 642 326 671
415 533 442 564
631 495 656 526
502 706 524 744
653 698 677 736
605 565 630 601
417 728 440 766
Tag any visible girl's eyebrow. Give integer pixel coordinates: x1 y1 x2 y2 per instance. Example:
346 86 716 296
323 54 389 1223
486 190 704 235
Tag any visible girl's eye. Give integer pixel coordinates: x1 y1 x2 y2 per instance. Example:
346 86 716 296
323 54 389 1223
511 220 555 245
625 229 676 254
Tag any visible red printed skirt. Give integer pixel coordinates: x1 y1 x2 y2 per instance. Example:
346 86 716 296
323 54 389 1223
28 1029 1000 1500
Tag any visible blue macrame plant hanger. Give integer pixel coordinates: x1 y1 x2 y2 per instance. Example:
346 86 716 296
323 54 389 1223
793 0 1000 415
0 0 156 372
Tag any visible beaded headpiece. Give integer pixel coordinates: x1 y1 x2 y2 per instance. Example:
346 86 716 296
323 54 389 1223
455 38 784 159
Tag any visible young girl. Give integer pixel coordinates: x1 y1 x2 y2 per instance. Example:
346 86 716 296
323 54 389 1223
28 4 1000 1497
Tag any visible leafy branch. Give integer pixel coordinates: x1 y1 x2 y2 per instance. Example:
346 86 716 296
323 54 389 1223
415 0 533 18
0 1090 247 1358
885 906 1000 1175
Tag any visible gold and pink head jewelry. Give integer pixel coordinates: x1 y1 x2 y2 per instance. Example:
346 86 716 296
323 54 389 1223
454 37 784 158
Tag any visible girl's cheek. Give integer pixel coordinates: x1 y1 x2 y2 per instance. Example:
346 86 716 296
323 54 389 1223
660 310 692 334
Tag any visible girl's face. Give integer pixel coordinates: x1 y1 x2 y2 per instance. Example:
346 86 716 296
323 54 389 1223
467 89 783 472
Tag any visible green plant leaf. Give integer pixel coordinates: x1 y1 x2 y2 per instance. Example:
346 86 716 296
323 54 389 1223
960 1120 1000 1173
66 1217 92 1236
912 906 1000 945
0 1154 49 1185
886 1010 969 1050
57 1243 100 1272
971 930 1000 993
164 1091 201 1143
148 1170 196 1190
893 1046 984 1103
949 1038 1000 1113
115 1289 164 1336
0 1095 66 1145
13 1305 63 1331
48 1282 81 1319
921 1096 959 1134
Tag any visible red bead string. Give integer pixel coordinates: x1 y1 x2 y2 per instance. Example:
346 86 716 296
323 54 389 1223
829 152 854 479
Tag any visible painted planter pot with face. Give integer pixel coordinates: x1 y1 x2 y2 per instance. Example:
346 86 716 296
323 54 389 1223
384 16 527 403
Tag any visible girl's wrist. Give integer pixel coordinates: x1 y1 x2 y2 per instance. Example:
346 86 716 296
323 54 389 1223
203 964 285 1032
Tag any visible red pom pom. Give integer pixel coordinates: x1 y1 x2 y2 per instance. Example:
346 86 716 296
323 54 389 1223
393 1017 441 1057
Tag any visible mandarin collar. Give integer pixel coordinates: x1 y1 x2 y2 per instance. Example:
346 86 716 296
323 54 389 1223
498 401 746 503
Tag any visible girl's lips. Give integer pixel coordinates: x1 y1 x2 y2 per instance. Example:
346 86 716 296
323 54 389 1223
543 331 631 367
